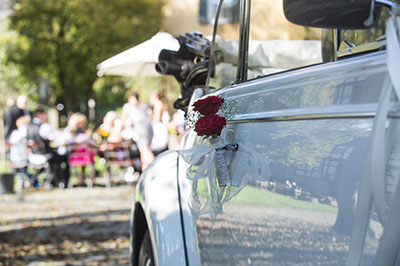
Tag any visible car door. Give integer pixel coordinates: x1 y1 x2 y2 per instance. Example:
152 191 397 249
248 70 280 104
177 0 396 265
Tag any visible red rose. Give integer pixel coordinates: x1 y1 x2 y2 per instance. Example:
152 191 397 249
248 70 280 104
193 96 224 115
194 115 226 136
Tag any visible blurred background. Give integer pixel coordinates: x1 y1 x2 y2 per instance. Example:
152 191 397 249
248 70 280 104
0 0 318 126
0 0 322 264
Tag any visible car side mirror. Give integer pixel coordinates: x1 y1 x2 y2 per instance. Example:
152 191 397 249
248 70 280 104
283 0 381 29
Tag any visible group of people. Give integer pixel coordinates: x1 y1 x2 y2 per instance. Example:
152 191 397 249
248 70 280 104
4 96 95 188
3 91 184 189
5 99 69 188
97 91 172 172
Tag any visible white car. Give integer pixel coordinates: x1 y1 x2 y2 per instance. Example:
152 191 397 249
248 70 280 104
131 0 400 265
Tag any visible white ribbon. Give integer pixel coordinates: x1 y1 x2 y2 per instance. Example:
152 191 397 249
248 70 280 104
209 137 231 187
178 130 271 221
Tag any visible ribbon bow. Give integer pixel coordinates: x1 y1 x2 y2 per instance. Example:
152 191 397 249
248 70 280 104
177 130 271 221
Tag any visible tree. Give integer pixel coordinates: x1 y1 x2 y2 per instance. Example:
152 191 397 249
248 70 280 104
6 0 163 113
0 46 26 172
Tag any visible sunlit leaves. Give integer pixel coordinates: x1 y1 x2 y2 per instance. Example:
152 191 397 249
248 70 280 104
6 0 163 112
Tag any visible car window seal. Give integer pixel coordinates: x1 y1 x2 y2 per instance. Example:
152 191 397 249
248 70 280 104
338 40 386 58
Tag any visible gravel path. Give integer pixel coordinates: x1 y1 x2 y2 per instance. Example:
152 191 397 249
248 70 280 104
0 185 135 266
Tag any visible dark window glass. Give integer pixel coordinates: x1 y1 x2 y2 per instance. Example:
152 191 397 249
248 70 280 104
338 0 400 56
246 0 322 80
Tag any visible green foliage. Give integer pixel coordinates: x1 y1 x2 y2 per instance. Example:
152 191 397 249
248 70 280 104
93 77 130 107
6 0 164 113
0 54 21 109
0 33 32 110
92 76 130 123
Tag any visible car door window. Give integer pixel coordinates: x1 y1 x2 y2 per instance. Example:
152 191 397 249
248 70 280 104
246 0 323 79
210 0 325 88
209 0 323 88
207 0 240 89
211 0 397 88
337 1 400 58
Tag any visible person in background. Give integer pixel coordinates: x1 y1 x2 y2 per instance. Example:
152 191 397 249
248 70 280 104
66 113 96 186
66 113 93 143
121 91 154 170
9 115 31 189
165 110 186 150
149 91 170 124
171 110 186 136
97 111 141 180
27 108 61 158
96 110 119 154
107 118 124 143
27 108 66 187
4 95 30 141
97 111 119 140
149 91 170 156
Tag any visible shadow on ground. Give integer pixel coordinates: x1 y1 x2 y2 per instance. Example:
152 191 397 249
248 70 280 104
0 186 134 266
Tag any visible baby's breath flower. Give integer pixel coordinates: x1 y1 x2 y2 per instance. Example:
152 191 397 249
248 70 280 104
217 99 239 121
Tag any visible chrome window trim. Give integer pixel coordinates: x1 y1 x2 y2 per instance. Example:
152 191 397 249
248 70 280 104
236 0 251 82
337 40 386 57
333 29 339 61
227 111 374 123
228 111 400 123
227 103 400 123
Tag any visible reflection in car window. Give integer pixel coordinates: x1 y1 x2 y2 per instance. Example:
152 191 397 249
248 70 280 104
210 0 324 88
338 0 400 57
208 0 240 89
211 0 398 87
246 0 323 79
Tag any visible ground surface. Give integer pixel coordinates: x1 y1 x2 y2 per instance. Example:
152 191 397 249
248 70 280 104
0 185 135 265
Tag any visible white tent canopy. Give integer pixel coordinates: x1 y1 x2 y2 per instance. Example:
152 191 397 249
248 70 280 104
96 32 180 77
97 32 321 78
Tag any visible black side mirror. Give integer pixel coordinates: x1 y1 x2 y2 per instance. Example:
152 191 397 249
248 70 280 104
283 0 381 29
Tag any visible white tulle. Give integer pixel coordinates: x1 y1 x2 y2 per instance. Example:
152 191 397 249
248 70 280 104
178 130 271 221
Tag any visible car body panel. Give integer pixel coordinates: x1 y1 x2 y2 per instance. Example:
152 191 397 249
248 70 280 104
131 0 400 262
177 51 389 265
133 151 187 266
178 131 204 266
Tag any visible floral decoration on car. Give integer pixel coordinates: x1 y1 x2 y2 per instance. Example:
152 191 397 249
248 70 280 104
186 95 238 138
178 95 271 221
186 96 239 187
